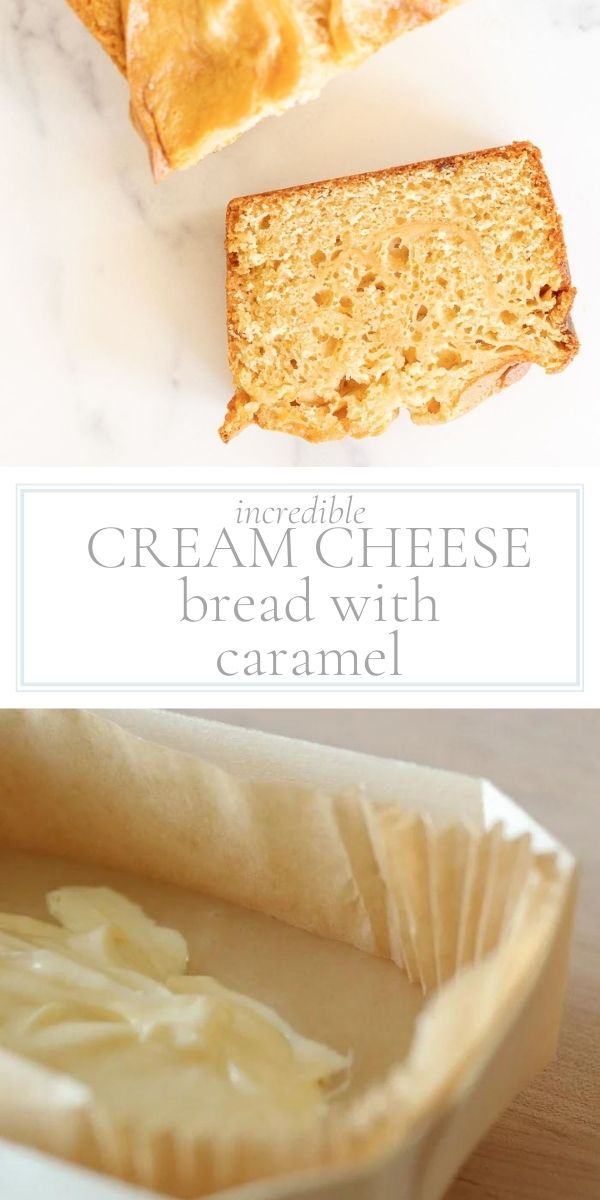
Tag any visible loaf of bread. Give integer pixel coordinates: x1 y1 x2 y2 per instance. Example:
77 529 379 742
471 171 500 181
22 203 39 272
65 0 464 178
221 142 578 443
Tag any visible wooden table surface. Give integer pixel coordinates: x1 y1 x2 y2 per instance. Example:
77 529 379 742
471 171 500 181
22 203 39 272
194 709 600 1200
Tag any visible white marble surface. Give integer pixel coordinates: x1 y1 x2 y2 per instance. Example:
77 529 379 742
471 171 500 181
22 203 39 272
1 0 599 467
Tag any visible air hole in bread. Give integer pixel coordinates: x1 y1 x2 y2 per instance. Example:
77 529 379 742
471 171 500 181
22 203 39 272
337 377 367 399
388 239 410 268
314 289 333 307
437 349 462 369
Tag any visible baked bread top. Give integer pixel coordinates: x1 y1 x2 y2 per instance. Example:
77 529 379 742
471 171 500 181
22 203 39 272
221 142 578 443
65 0 464 177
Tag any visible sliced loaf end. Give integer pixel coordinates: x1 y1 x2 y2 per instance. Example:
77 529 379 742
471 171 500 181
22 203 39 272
221 142 578 443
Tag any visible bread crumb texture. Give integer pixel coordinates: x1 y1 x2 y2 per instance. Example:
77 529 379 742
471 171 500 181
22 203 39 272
222 143 578 442
65 1 463 176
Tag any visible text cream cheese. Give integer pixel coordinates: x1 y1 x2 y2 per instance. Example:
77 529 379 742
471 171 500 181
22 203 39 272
0 887 349 1133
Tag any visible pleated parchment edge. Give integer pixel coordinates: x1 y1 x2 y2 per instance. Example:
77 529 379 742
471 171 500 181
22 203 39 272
0 710 575 1198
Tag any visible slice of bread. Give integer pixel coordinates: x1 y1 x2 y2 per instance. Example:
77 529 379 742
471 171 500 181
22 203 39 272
64 1 464 178
221 142 578 442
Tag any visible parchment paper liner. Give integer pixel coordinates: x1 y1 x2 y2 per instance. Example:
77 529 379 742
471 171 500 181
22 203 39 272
0 711 575 1199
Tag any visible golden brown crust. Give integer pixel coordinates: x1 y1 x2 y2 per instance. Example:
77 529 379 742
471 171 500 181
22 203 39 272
220 362 533 443
65 0 126 73
227 141 540 215
66 1 466 175
219 390 258 443
127 1 308 180
521 148 579 362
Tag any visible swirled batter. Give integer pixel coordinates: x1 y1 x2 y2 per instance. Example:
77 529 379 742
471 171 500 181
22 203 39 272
0 887 349 1133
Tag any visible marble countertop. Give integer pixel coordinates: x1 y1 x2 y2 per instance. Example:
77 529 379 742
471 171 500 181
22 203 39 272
2 0 599 468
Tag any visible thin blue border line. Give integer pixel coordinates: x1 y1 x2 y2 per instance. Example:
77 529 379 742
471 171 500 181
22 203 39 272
576 485 583 692
16 483 584 691
17 484 24 695
16 483 584 692
14 686 585 692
